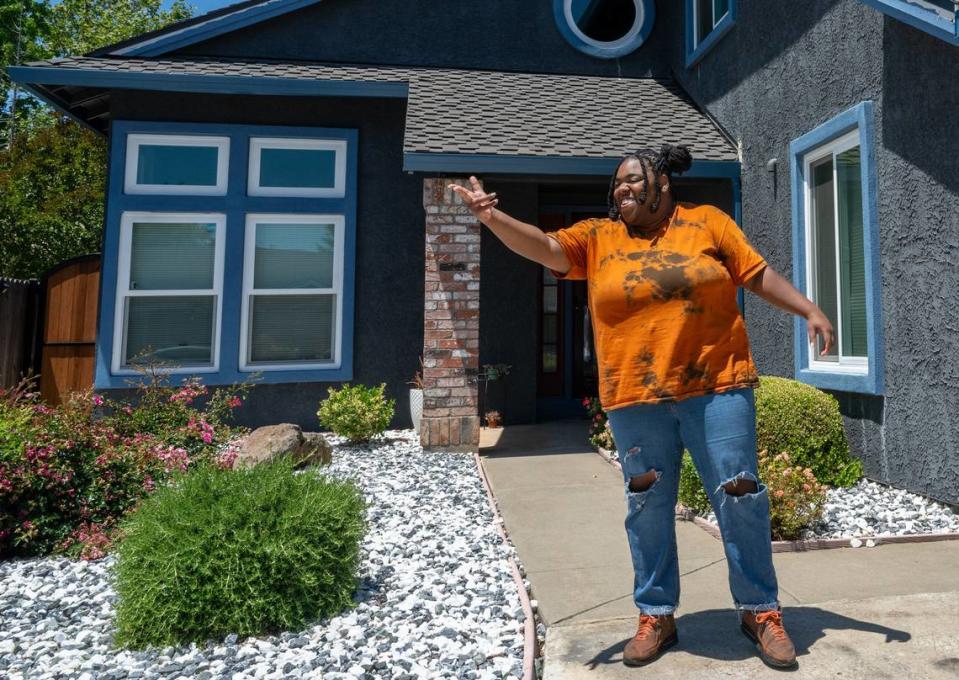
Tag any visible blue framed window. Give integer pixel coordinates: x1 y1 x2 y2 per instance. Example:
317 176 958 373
790 101 884 395
553 0 656 59
856 1 958 45
685 0 736 67
96 121 358 388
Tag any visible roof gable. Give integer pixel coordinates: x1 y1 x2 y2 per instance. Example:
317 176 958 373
93 0 324 57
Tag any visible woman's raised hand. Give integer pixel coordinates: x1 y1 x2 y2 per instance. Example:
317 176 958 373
806 309 836 357
448 176 499 223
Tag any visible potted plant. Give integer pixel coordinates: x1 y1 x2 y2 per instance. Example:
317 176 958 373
485 410 502 429
480 363 511 424
407 356 425 435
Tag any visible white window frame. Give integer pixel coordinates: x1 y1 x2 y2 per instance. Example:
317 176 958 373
693 0 730 47
112 212 226 375
802 129 869 376
239 213 345 371
124 134 230 196
247 138 348 198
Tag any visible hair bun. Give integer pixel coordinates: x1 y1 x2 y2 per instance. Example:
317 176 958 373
658 144 693 176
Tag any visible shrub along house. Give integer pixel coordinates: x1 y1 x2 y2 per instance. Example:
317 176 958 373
9 0 958 502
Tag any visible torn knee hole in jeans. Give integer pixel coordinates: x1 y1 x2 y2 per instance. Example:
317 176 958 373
715 472 763 508
627 469 661 494
625 470 661 512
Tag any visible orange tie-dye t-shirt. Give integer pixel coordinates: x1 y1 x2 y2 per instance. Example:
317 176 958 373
546 202 766 411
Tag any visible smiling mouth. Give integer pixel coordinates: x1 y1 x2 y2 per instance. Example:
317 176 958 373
619 196 637 209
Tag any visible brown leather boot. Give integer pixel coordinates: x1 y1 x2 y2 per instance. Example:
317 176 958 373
623 614 678 666
740 608 798 669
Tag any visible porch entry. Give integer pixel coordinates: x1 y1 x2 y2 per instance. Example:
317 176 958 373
536 209 602 421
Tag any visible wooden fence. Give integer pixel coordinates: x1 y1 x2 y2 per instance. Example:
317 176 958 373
0 277 41 390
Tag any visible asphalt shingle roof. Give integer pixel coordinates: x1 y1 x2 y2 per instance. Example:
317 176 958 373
20 56 737 162
405 69 736 161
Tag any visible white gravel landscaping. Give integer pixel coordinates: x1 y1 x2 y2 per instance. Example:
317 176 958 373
0 430 529 679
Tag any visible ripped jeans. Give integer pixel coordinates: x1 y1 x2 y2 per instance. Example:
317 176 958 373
606 387 779 616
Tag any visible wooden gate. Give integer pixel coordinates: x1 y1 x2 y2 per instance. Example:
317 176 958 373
39 255 100 405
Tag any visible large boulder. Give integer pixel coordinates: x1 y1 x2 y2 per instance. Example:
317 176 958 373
233 424 332 470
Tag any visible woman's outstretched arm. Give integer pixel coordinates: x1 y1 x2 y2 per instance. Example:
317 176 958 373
448 176 571 274
745 266 836 356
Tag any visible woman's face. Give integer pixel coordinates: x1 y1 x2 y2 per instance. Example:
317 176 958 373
613 157 669 227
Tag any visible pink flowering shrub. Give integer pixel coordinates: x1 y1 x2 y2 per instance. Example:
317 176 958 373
0 374 250 559
759 450 828 541
582 397 614 451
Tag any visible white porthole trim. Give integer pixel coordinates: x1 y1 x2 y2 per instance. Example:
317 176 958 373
239 213 345 371
112 211 226 375
563 0 647 50
554 0 656 59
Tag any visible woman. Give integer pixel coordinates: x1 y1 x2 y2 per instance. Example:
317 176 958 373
449 145 834 670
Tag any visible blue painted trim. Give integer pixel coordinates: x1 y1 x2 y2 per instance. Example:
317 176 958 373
111 0 325 57
7 66 409 99
856 0 958 45
685 0 738 68
789 101 884 395
552 0 656 59
95 120 357 389
404 152 740 178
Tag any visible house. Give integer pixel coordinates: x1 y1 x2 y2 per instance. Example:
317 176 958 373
9 0 958 503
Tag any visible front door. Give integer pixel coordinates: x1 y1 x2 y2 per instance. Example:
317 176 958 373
536 209 602 420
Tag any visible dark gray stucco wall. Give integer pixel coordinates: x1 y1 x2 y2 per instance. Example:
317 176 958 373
172 0 672 78
660 0 959 502
108 92 426 431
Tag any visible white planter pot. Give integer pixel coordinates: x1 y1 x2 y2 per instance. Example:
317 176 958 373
409 388 424 434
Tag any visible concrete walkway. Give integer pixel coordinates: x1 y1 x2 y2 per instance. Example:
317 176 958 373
479 420 959 679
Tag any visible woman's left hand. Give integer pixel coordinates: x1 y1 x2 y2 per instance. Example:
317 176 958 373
806 309 835 356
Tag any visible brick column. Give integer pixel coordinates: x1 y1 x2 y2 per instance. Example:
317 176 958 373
420 178 481 450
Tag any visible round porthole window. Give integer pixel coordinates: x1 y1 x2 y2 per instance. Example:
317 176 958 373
554 0 656 59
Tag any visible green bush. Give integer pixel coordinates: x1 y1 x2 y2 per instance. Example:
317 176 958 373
113 460 366 648
318 383 394 444
755 376 861 487
678 451 712 515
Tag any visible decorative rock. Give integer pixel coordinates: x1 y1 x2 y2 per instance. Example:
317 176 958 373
850 538 863 548
232 424 332 470
0 430 528 679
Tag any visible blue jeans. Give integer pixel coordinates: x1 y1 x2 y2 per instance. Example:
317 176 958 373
606 388 779 615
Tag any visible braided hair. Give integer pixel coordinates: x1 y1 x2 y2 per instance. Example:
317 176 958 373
607 144 693 220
